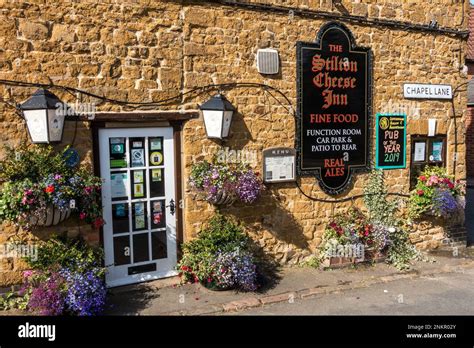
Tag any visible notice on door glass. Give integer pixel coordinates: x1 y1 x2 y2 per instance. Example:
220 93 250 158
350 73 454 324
111 173 128 198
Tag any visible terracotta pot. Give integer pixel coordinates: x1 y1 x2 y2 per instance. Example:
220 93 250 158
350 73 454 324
29 206 71 227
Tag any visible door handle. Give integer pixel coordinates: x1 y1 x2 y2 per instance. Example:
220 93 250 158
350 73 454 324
166 199 175 216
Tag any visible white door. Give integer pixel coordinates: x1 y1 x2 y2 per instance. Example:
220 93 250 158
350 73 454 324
99 127 177 287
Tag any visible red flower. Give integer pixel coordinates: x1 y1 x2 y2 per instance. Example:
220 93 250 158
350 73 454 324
93 217 105 228
44 185 55 194
419 175 427 182
79 212 87 220
417 189 424 196
447 182 454 189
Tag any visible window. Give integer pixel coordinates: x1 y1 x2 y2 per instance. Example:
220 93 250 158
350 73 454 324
410 135 446 189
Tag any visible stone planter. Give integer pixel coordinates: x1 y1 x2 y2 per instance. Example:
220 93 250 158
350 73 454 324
29 205 72 227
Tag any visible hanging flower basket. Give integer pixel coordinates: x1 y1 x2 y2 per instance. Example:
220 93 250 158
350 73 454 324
0 145 104 230
189 160 264 206
29 205 72 227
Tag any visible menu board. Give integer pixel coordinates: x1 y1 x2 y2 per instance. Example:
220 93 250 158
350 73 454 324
296 22 371 195
262 148 296 183
375 114 406 169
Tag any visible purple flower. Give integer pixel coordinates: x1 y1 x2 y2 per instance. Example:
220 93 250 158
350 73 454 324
236 170 262 204
431 188 459 217
211 248 258 291
60 268 106 316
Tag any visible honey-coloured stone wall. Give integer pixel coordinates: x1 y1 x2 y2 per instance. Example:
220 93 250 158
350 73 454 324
0 0 469 285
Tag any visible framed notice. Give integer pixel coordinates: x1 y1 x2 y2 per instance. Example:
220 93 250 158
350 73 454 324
296 22 372 195
262 148 296 183
375 114 406 170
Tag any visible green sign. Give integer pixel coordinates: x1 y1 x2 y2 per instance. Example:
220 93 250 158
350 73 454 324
375 113 406 170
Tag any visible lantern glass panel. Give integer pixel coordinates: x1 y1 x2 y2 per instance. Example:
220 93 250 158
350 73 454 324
24 109 48 143
222 110 233 138
203 110 224 139
47 109 65 142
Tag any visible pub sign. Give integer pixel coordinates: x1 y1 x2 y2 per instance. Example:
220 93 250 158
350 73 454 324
296 22 372 195
375 114 406 170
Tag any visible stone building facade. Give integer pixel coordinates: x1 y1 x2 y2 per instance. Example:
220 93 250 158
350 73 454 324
0 0 469 286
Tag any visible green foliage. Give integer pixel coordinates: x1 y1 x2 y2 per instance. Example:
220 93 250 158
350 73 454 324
300 255 321 269
386 226 421 270
0 145 73 182
178 214 251 283
26 235 105 276
363 170 398 225
0 290 29 311
362 170 422 270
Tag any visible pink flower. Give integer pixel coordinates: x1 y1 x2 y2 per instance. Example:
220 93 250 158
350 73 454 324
23 270 33 278
79 212 87 220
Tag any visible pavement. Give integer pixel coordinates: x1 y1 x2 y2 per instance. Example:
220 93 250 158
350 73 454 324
104 252 474 316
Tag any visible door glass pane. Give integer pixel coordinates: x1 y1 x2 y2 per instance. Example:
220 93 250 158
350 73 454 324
112 203 129 234
113 235 131 265
149 168 165 197
132 202 147 231
109 137 127 168
130 137 145 168
132 170 146 199
151 231 167 260
111 172 128 201
133 233 150 263
151 199 166 229
149 152 163 166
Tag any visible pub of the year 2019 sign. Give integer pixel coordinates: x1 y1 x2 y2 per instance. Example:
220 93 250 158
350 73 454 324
296 22 372 195
375 114 407 170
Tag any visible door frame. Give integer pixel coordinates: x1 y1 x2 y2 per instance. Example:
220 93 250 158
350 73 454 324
91 120 185 283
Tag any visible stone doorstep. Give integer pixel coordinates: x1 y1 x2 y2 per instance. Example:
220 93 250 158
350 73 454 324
162 259 474 315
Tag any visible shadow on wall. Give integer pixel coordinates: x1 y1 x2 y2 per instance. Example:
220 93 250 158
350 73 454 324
221 182 311 263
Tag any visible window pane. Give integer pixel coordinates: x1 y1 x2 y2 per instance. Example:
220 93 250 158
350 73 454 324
133 233 150 263
111 172 128 201
132 202 148 231
132 170 147 199
130 137 145 167
151 199 166 229
109 137 127 168
151 231 167 260
113 236 131 265
149 168 165 197
112 203 129 234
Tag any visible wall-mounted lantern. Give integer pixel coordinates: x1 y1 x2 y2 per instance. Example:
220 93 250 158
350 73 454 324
199 94 236 139
19 88 67 143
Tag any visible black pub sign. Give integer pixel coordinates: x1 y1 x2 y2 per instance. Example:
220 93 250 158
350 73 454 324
296 22 372 195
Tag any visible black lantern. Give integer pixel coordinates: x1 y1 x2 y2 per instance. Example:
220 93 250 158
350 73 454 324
19 88 67 143
199 94 236 139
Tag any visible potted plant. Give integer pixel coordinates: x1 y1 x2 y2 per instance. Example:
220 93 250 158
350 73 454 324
189 160 263 206
0 145 104 229
177 214 259 292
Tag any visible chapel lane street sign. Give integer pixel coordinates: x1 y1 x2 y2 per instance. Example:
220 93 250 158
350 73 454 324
403 83 452 100
296 22 372 195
